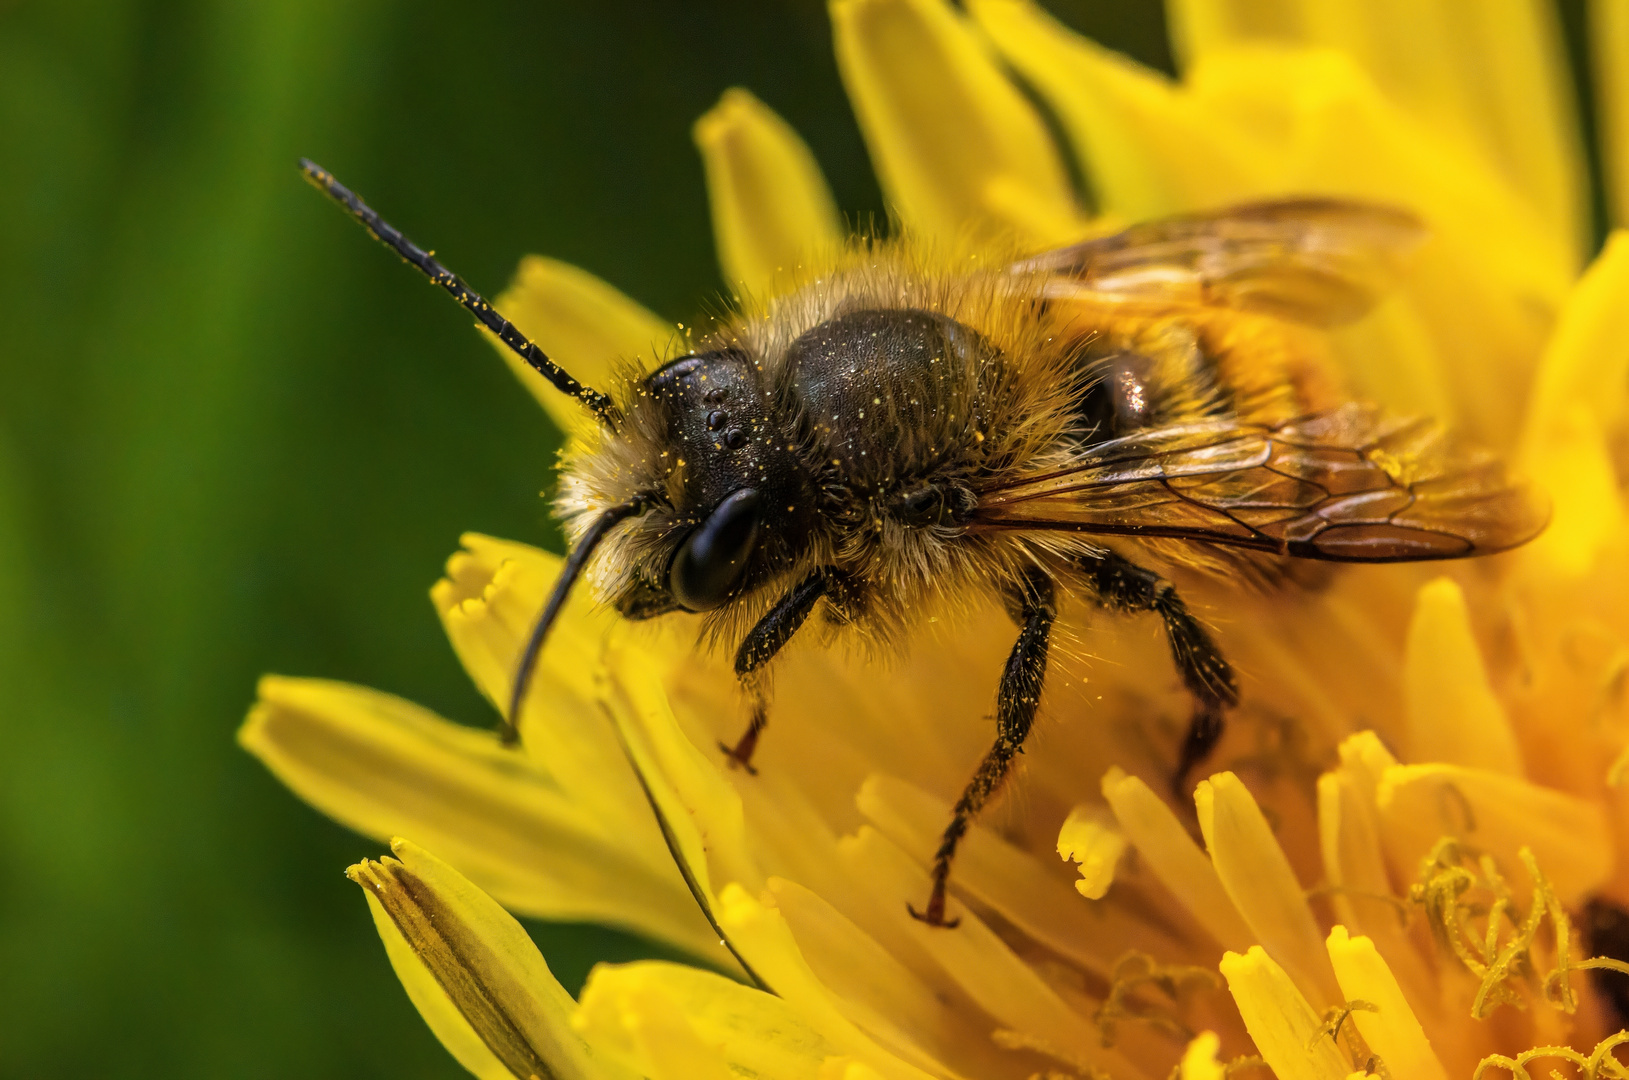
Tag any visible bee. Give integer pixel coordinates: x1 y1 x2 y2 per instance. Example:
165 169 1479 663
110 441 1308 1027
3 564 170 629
300 159 1546 928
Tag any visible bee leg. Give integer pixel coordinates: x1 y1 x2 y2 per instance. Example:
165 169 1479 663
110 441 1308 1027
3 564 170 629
1079 550 1239 798
721 567 839 772
910 567 1056 928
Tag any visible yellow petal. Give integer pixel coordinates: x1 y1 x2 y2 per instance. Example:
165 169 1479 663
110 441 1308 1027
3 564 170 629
488 256 678 443
1402 577 1523 775
1595 0 1629 226
572 970 735 1080
830 0 1083 246
767 876 1018 1079
969 0 1265 220
1166 0 1586 264
857 775 1169 979
1376 763 1612 904
348 838 625 1080
1101 767 1254 954
1520 403 1625 578
1219 946 1351 1080
694 88 843 297
1517 232 1629 574
1522 231 1629 455
1315 769 1435 1011
432 535 696 841
835 826 1140 1077
1196 772 1340 1006
240 675 717 959
1325 927 1448 1080
710 882 946 1080
1055 803 1125 900
1178 1031 1226 1080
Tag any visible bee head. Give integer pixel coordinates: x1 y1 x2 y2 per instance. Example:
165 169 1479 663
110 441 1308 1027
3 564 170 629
558 346 817 620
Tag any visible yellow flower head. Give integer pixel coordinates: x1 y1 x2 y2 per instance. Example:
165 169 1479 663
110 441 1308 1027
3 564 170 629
244 2 1629 1077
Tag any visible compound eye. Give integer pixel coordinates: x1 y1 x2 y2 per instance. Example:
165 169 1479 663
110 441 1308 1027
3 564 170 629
668 488 762 611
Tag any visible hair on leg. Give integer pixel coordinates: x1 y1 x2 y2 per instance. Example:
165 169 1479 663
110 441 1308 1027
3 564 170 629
911 566 1056 927
1079 548 1238 798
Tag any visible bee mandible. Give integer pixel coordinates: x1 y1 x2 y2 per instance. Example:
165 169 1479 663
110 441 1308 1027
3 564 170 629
300 159 1546 928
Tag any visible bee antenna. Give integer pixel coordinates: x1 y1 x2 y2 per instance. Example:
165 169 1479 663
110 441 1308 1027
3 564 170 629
299 158 619 427
502 495 652 744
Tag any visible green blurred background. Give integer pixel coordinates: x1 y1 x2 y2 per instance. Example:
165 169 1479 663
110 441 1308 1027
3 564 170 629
0 2 1602 1076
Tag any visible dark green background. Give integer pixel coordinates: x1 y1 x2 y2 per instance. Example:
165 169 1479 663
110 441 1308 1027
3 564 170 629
0 3 1600 1077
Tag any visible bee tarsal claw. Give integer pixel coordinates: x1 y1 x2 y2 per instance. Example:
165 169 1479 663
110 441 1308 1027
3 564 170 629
716 740 759 776
906 899 961 929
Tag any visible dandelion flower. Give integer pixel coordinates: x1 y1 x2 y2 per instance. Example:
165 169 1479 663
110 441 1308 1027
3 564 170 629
244 2 1629 1076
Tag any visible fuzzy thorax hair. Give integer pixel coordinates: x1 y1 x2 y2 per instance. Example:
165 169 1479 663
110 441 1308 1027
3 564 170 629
552 238 1089 653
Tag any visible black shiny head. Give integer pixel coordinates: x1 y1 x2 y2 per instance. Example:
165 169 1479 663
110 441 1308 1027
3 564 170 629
631 348 814 614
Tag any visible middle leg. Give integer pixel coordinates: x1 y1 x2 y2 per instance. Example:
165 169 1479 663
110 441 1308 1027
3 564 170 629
1079 548 1239 795
911 566 1057 927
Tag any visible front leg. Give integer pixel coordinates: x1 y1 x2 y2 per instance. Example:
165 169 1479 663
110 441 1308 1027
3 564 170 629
911 567 1057 928
1080 549 1239 796
721 567 839 773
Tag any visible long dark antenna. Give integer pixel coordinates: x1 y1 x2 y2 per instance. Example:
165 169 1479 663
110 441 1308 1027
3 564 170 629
299 158 618 426
503 496 650 743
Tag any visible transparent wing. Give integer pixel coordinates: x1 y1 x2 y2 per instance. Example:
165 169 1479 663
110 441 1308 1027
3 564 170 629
971 403 1547 562
1013 199 1426 327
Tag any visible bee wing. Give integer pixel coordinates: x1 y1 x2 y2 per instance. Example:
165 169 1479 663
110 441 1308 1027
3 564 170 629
971 403 1547 561
1014 199 1426 327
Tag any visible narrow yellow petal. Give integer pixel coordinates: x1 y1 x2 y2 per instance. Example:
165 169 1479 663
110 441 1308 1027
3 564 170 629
1167 0 1586 263
1522 232 1629 457
1219 946 1351 1080
1376 763 1612 904
1101 767 1254 953
830 0 1083 246
1056 804 1126 900
1315 770 1436 1011
969 0 1265 220
1595 0 1629 226
1326 927 1449 1080
819 1062 888 1080
488 256 678 442
1402 577 1523 775
1520 404 1625 578
1196 772 1341 1006
359 885 516 1080
768 876 1018 1079
709 882 944 1080
571 973 734 1080
694 88 843 297
835 827 1141 1077
348 839 625 1080
1517 232 1629 574
240 676 716 959
858 775 1169 977
1178 1031 1226 1080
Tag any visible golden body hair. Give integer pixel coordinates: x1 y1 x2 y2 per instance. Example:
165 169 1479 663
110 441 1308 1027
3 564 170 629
557 238 1342 652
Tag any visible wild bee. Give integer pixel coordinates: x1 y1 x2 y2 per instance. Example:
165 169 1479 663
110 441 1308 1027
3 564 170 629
300 160 1545 928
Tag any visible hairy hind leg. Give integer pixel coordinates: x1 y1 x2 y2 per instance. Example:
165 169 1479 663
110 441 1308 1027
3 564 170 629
1079 549 1239 798
910 567 1056 928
